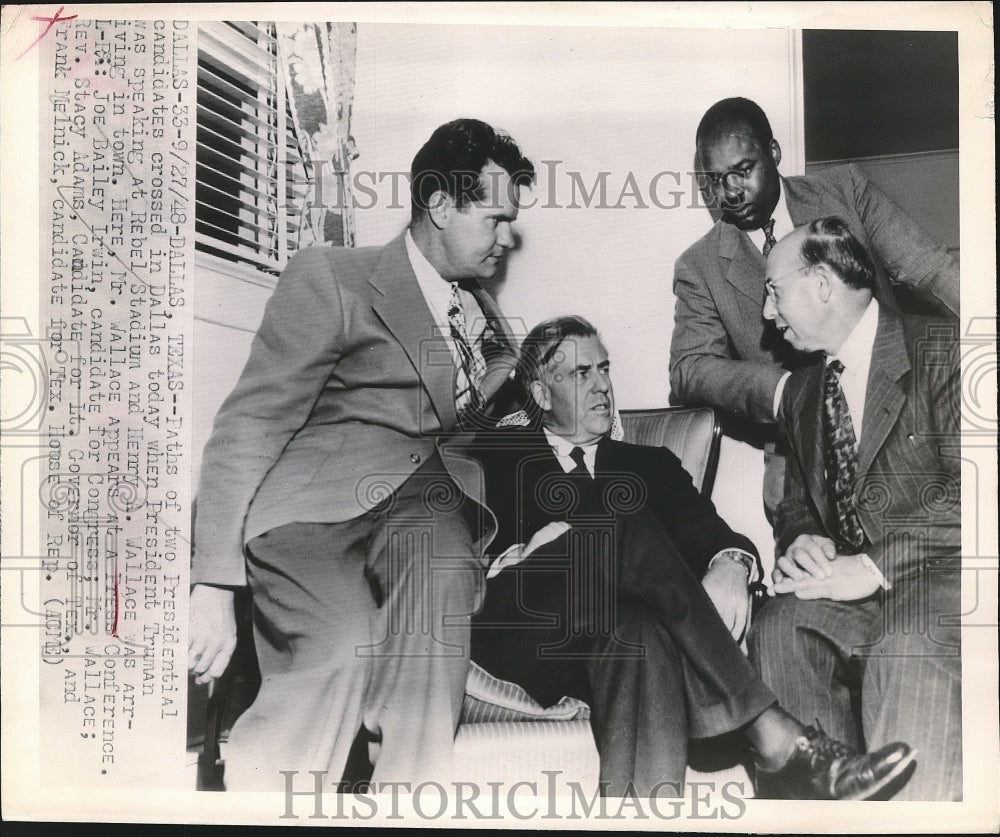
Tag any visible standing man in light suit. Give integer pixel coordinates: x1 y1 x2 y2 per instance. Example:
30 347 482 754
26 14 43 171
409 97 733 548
669 97 959 518
187 119 535 790
748 218 962 800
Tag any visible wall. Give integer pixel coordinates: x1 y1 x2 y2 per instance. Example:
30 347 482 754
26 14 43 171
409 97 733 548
191 260 274 493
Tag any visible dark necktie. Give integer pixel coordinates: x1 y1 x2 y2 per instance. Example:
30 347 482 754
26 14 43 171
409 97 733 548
568 445 590 478
566 445 604 520
761 218 777 257
822 360 866 550
447 283 486 418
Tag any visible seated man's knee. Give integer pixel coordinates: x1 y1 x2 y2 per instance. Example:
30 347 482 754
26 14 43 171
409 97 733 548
595 597 674 661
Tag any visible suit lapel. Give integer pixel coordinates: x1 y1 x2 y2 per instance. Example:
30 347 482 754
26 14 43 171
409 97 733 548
594 437 626 476
789 364 838 535
857 309 909 477
468 285 518 404
717 222 772 351
369 234 458 430
470 286 515 349
517 432 569 527
719 221 766 303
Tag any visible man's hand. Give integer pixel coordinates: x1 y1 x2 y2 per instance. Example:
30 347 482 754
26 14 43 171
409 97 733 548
188 583 238 686
701 559 750 641
773 534 837 583
773 553 882 602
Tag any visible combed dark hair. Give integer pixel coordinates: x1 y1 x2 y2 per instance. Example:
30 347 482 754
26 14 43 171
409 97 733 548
799 217 877 291
516 315 600 405
410 119 535 220
696 97 774 151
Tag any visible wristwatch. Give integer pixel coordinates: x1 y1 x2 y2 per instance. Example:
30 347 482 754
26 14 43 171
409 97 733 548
708 548 757 581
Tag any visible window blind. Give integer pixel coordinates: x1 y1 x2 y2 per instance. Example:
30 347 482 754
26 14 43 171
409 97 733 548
195 21 308 273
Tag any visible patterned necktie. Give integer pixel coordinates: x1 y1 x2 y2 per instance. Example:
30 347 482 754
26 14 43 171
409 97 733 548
761 218 777 257
447 283 487 418
822 360 866 550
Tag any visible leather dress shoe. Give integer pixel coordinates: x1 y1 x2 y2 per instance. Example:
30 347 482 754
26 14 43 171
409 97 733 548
757 724 916 800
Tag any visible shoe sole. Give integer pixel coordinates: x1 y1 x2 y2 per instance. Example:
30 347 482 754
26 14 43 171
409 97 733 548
841 748 918 801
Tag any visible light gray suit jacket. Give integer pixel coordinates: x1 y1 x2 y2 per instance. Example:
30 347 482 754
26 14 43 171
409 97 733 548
670 164 959 425
192 234 515 586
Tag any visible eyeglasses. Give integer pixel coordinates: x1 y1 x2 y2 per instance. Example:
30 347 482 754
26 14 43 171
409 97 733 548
764 265 812 302
700 170 748 193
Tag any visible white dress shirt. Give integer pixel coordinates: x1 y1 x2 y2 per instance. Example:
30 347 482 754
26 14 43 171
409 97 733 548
751 182 795 420
826 298 889 587
404 230 486 365
747 179 794 255
543 427 599 477
827 297 879 444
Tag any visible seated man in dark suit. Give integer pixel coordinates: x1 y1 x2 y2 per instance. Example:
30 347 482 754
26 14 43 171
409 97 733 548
748 218 962 800
469 315 915 800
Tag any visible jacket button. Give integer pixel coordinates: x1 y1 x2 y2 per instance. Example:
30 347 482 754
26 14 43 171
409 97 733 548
410 453 421 464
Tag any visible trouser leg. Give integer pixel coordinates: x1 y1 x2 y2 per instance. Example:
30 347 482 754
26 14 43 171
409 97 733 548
361 466 484 786
584 597 690 798
859 574 962 800
613 510 777 737
226 459 483 792
747 594 878 752
225 519 376 792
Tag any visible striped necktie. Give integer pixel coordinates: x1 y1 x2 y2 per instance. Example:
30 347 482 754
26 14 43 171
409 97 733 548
762 218 777 257
447 283 487 418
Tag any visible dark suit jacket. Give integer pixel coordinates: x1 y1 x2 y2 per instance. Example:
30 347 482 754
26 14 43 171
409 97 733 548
193 234 516 586
468 428 758 703
776 307 961 580
471 429 757 577
670 164 959 425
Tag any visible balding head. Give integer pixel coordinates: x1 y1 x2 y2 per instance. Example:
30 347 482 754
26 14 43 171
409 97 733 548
762 218 876 354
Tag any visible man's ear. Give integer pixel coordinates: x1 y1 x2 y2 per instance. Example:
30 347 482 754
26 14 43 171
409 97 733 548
529 378 551 412
769 138 782 170
426 190 452 230
814 265 834 303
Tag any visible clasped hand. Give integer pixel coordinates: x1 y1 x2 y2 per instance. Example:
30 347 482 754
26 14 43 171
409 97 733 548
773 534 881 601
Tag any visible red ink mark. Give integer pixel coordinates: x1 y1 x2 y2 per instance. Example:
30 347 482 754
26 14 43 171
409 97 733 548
111 553 120 638
15 6 78 60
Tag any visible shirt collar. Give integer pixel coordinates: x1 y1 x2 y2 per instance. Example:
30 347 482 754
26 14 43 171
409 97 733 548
405 229 453 322
542 427 600 458
747 179 793 253
828 297 880 375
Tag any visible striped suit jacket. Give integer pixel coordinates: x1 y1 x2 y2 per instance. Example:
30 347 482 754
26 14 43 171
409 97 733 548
775 307 961 581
